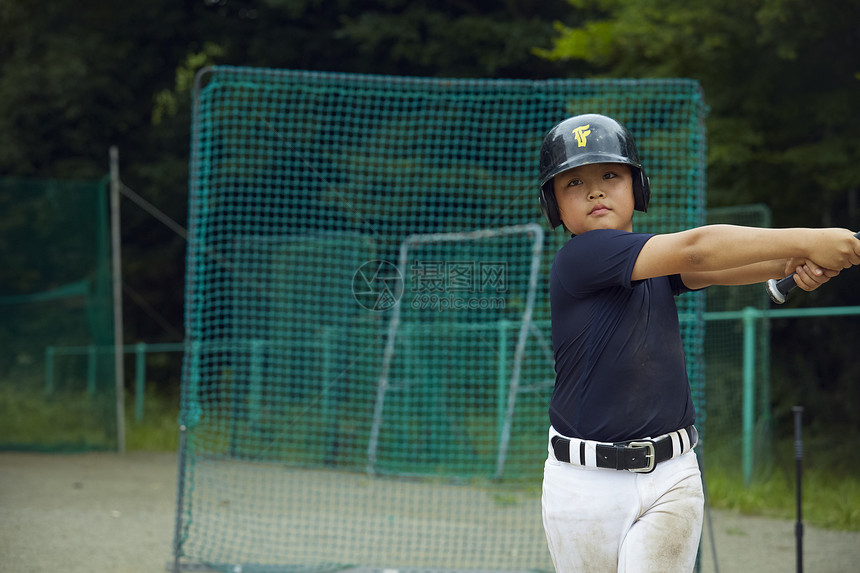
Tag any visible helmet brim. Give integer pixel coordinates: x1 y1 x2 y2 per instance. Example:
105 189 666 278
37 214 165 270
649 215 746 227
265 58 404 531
539 152 642 187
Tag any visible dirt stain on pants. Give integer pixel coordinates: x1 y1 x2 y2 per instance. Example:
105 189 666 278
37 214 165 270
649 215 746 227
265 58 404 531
542 449 704 572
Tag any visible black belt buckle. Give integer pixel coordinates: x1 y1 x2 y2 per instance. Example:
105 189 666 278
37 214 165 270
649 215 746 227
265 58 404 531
626 440 656 473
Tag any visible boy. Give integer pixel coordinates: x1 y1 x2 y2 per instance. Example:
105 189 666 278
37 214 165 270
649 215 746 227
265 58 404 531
537 114 860 572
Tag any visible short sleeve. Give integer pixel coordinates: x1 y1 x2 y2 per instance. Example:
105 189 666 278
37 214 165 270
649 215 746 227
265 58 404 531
552 229 654 297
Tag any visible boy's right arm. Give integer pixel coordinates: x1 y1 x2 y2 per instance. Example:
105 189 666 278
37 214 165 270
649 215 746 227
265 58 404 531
679 259 839 290
631 225 860 284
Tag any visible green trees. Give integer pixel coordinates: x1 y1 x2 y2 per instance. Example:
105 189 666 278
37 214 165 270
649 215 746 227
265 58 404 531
536 0 860 437
536 0 860 229
0 0 572 344
1 0 857 437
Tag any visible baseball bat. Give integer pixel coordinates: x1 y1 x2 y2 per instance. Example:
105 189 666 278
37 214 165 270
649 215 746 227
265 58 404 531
766 230 860 304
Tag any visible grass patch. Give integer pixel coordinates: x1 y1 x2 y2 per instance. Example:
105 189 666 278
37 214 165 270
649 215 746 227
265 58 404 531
703 441 860 531
0 383 116 450
124 389 180 452
4 382 858 531
0 382 180 452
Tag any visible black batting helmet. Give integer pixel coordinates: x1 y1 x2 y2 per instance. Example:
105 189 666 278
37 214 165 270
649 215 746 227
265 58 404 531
538 114 650 229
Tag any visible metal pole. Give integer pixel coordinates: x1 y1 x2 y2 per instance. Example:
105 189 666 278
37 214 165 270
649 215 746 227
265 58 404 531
172 424 188 573
793 406 804 573
110 146 126 453
87 345 97 395
135 342 146 422
742 306 757 486
496 319 509 453
696 445 720 573
44 346 55 393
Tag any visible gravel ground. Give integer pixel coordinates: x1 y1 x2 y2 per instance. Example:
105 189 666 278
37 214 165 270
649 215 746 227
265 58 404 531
1 451 859 573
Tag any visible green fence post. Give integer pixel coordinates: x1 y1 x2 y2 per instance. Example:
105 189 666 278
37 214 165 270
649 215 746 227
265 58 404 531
742 306 758 487
135 342 146 422
186 340 202 429
496 320 510 451
321 328 333 422
249 340 263 428
45 346 55 393
87 345 97 395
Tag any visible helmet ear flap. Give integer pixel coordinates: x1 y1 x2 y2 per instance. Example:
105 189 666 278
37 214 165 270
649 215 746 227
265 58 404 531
539 183 562 229
634 172 651 212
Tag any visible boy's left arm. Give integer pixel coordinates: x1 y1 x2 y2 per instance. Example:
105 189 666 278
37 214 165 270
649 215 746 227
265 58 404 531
682 258 840 290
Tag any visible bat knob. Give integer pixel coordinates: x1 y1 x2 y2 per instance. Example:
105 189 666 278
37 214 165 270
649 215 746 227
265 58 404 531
766 278 787 304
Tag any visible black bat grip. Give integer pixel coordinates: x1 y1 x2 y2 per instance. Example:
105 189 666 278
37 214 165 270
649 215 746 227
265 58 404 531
767 230 860 304
766 275 796 304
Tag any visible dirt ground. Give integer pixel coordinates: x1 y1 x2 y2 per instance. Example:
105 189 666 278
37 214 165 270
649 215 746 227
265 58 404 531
1 451 859 573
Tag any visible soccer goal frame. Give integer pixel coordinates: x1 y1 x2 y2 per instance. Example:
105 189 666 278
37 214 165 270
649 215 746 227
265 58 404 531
365 223 545 480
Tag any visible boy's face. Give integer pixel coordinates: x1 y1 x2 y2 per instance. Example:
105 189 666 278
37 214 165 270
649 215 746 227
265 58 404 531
552 162 635 235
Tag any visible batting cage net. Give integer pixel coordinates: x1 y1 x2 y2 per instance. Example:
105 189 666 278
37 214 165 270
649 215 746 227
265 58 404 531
0 177 116 451
175 66 707 572
704 205 774 478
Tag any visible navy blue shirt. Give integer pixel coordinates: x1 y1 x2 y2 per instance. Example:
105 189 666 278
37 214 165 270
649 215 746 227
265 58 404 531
549 229 696 442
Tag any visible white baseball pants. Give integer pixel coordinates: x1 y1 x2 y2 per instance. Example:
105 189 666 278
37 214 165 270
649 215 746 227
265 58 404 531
541 432 704 573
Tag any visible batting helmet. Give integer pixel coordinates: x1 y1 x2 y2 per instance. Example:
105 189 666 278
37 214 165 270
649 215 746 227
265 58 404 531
538 114 650 230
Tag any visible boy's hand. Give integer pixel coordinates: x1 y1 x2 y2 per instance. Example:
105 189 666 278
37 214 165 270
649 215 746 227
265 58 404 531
784 259 840 292
806 228 860 270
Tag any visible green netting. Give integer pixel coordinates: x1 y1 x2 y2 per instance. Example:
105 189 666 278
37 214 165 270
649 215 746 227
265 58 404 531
704 205 773 474
176 66 707 572
0 177 116 451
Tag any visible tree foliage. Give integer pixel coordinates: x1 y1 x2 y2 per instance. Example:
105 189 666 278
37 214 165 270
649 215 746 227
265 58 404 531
0 0 858 437
537 0 860 228
536 0 860 437
0 0 573 343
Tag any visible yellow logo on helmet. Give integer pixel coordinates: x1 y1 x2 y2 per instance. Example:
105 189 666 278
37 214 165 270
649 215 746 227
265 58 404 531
572 124 591 147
